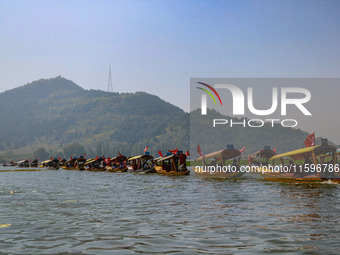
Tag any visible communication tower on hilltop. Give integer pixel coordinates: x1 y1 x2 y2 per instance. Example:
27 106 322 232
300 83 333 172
107 65 113 92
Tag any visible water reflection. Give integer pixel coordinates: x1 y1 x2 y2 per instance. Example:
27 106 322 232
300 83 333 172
0 167 340 254
259 182 340 253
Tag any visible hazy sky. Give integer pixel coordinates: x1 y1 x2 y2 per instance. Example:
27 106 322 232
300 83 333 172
1 0 340 112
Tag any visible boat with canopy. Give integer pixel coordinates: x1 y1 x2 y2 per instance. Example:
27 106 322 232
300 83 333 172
85 158 106 171
249 146 276 167
154 150 190 176
257 143 340 183
193 144 245 178
107 155 128 172
128 154 155 174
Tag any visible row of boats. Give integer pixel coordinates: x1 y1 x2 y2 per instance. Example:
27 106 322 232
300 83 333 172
2 142 340 183
2 151 190 175
194 142 340 183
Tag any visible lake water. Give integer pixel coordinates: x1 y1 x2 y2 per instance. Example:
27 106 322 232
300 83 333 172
1 167 340 254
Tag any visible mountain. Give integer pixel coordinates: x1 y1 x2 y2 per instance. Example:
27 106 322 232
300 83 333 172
0 77 189 161
0 77 338 162
190 109 339 158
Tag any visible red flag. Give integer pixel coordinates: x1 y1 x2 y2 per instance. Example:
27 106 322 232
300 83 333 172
70 156 73 160
84 153 87 158
168 149 178 154
158 150 163 157
305 132 315 147
197 144 203 157
96 156 98 160
144 146 148 152
239 145 246 153
50 157 52 160
185 151 190 156
273 147 277 153
58 157 61 161
118 151 122 157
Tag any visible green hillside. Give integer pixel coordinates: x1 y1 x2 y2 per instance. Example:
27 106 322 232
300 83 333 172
190 109 339 158
0 77 337 162
0 77 189 161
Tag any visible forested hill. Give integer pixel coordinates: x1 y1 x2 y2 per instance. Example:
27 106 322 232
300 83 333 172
0 77 189 160
0 77 338 162
190 109 339 158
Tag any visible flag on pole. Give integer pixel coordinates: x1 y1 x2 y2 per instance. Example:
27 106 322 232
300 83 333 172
239 145 246 153
305 132 315 147
185 151 190 156
197 144 203 156
158 150 163 157
168 149 178 154
144 146 148 152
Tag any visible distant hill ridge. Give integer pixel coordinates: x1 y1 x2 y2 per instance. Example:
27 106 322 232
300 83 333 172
0 77 337 161
0 77 189 160
2 76 84 98
190 108 339 158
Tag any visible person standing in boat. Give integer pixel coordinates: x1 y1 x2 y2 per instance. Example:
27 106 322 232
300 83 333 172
178 151 187 172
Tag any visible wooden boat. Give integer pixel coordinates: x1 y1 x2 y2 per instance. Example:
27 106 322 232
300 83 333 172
155 165 189 175
59 158 67 167
106 155 128 172
193 144 245 178
256 144 340 183
40 159 52 167
155 152 190 176
62 158 77 170
61 166 76 170
74 157 86 171
249 147 276 167
2 161 16 167
316 147 340 178
41 158 60 170
107 166 128 172
30 159 39 168
85 158 106 171
47 166 59 170
134 167 156 174
17 160 30 168
128 154 156 174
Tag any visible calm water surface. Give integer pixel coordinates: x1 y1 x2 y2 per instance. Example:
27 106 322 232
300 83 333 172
1 167 340 254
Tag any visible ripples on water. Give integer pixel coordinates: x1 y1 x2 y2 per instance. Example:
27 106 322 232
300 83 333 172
1 167 340 254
